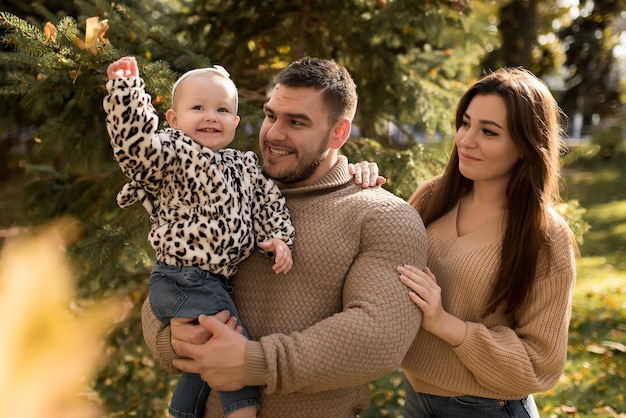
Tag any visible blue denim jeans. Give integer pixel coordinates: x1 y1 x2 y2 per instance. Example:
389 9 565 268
169 373 258 418
149 261 259 417
404 378 540 418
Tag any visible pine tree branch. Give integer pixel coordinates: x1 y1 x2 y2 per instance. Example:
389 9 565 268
0 12 53 52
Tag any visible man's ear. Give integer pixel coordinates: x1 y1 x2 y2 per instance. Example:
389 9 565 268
165 109 177 127
329 118 351 150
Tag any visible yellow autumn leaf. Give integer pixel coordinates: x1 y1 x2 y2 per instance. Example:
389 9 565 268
0 218 127 418
43 22 56 42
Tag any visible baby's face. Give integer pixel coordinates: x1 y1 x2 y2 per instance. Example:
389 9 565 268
167 74 240 151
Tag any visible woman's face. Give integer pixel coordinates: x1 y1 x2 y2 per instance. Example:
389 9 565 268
455 93 522 186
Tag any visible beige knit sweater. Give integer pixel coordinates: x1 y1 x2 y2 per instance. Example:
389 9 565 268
401 202 576 400
142 156 427 417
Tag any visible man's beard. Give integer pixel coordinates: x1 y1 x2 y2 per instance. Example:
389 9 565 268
271 149 329 184
263 130 332 184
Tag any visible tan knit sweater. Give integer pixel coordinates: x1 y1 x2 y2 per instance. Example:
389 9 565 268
142 156 427 417
401 202 576 400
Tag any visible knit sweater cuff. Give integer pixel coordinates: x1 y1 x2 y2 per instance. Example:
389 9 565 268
156 326 181 374
141 297 181 374
244 341 268 387
453 321 482 357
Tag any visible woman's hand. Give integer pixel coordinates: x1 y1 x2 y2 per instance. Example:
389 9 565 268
398 265 445 329
348 161 386 188
398 265 468 347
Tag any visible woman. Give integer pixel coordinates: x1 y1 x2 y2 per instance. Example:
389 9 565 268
398 67 577 417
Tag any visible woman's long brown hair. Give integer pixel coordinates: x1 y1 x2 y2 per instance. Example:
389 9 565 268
409 67 566 320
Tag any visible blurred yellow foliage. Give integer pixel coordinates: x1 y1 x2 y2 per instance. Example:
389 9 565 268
0 218 127 418
71 16 110 54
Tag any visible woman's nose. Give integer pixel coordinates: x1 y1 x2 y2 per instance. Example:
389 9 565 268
458 129 476 147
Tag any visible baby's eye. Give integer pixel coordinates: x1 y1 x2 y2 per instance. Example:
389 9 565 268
192 105 203 111
218 107 229 113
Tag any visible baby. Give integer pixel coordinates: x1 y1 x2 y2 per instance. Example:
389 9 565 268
104 56 295 418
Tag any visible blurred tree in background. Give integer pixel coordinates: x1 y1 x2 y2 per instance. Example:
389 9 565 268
482 0 626 138
481 0 565 74
556 0 626 132
0 0 620 416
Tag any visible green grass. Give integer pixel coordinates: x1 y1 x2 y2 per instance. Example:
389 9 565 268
537 258 626 417
537 155 626 417
363 151 626 418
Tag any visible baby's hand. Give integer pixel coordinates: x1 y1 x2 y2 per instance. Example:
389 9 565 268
259 239 293 274
107 56 139 80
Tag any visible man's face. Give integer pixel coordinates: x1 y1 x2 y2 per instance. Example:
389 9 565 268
259 84 337 188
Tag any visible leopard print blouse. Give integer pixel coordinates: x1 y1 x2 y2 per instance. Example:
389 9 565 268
104 77 294 277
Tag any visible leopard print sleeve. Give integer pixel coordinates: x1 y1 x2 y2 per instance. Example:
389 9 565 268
103 77 176 191
243 151 295 250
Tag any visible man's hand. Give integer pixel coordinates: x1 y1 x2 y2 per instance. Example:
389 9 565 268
172 314 248 391
170 310 239 346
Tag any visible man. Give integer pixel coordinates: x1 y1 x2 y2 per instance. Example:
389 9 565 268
142 57 427 417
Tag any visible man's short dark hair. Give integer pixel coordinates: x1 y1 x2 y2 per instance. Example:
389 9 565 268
274 57 358 124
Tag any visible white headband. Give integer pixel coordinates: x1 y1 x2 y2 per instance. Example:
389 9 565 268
170 65 238 111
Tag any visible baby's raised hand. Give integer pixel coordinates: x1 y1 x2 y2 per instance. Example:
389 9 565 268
259 239 293 274
107 56 139 80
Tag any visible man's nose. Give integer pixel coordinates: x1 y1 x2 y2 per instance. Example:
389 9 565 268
265 120 287 141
